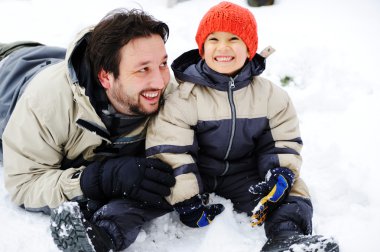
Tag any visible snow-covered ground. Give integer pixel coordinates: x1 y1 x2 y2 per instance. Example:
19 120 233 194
1 0 379 251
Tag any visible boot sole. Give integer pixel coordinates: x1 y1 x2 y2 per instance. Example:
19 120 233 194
50 202 95 252
289 235 340 252
262 235 340 252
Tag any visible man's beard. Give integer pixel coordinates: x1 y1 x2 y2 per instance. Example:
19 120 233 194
125 94 164 116
109 84 163 116
129 99 160 116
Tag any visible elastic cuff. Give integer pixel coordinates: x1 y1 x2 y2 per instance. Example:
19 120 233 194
266 221 303 239
174 195 202 215
80 163 106 201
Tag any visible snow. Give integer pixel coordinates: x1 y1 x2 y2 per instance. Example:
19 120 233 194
1 0 379 251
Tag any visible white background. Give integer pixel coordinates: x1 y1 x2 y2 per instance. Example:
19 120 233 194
1 0 379 251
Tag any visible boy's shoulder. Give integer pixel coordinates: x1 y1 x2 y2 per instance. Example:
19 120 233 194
252 76 281 90
165 79 196 100
252 76 290 101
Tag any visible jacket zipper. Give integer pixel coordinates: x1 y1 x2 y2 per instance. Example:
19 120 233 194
221 77 237 176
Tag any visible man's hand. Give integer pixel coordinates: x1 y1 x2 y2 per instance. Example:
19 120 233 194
174 195 224 228
249 167 294 227
80 157 175 207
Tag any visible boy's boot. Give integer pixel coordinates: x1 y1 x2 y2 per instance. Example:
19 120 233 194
261 232 339 252
50 201 116 252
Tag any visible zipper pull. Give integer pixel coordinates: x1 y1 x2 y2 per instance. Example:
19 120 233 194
229 78 235 89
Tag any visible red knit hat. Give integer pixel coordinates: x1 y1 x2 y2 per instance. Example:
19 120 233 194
195 1 258 60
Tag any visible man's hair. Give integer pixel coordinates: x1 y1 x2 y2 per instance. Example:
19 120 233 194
87 8 169 80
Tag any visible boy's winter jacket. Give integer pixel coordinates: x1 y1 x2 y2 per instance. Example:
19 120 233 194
0 29 148 213
146 49 310 205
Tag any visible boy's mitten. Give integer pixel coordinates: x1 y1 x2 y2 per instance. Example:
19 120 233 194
174 195 224 228
248 167 295 227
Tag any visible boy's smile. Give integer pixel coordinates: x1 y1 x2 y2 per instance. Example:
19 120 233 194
214 56 234 62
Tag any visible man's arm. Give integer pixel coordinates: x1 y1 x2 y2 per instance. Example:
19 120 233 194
2 82 84 213
3 67 176 213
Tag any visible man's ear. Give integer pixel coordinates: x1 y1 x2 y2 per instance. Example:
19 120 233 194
98 68 111 89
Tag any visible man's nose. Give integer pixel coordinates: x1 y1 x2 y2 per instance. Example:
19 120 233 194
150 69 168 89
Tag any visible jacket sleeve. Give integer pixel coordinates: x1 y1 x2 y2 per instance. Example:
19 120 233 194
146 83 201 205
2 82 84 213
255 82 309 198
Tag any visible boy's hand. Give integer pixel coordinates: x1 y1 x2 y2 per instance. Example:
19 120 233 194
249 167 294 227
174 195 224 228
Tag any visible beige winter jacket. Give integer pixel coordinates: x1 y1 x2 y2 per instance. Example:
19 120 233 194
2 29 149 212
147 77 310 205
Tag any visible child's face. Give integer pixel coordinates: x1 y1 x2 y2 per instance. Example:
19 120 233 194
203 31 249 76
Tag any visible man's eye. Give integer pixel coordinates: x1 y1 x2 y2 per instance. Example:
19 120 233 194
160 61 168 67
138 67 148 73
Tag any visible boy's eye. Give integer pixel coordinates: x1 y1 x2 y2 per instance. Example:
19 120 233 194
208 37 218 41
230 37 239 41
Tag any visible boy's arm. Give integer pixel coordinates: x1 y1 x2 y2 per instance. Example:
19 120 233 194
146 86 201 205
147 85 224 228
256 84 303 181
249 83 309 226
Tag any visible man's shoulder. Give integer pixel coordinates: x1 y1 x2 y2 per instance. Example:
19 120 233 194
21 62 75 118
26 61 71 97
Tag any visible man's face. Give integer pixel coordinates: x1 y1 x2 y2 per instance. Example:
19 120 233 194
101 34 170 116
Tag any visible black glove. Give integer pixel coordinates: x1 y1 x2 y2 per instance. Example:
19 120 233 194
174 195 224 228
80 157 176 207
248 167 295 226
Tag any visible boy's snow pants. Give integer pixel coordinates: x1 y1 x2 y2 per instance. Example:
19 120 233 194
94 170 314 250
201 169 313 238
93 169 313 250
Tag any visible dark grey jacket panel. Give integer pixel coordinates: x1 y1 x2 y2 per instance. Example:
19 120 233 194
0 46 65 137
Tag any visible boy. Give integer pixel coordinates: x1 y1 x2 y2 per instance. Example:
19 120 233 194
146 2 339 251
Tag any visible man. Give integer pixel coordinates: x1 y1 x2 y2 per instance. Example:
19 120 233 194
0 9 175 252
